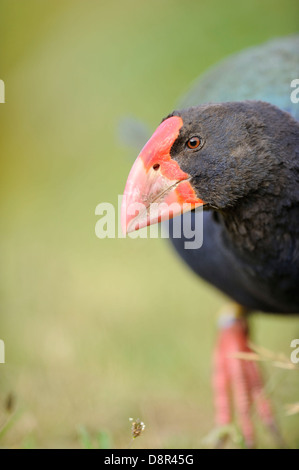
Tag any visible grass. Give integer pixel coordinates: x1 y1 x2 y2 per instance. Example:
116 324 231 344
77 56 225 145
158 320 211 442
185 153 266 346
0 0 298 448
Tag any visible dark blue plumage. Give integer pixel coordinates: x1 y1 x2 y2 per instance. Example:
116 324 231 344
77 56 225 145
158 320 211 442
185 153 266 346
168 36 299 314
178 35 299 121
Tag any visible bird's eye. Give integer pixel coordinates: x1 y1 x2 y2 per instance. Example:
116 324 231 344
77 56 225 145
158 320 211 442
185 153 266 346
187 136 202 149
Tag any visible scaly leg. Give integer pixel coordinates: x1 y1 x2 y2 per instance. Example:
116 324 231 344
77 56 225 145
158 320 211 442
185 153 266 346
212 303 277 448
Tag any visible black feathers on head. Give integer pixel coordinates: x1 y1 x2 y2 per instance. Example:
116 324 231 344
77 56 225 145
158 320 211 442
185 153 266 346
165 101 299 212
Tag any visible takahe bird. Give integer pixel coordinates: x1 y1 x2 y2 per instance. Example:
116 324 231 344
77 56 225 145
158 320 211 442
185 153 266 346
121 35 299 448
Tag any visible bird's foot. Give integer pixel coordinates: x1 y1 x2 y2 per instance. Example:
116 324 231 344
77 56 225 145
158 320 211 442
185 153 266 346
212 304 278 448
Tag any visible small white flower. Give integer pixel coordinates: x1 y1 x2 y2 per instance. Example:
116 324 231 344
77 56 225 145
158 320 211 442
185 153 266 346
129 417 146 439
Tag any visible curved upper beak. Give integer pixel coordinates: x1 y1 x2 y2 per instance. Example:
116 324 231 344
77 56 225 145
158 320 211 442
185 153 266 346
121 116 204 234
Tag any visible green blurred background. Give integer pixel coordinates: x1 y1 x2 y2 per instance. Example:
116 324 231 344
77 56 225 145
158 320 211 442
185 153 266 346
0 0 298 449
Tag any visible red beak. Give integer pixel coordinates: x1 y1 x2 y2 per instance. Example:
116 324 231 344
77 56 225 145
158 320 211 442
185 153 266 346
121 116 204 234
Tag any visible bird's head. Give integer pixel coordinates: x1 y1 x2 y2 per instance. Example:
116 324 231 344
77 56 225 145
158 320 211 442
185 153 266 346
121 101 282 234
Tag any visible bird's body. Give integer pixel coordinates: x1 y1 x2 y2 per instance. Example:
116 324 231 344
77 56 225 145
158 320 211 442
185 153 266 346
122 35 299 446
170 207 299 313
169 101 299 314
179 35 299 121
168 36 299 315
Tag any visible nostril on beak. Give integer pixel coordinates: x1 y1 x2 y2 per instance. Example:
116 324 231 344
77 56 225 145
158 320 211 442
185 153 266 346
153 163 160 171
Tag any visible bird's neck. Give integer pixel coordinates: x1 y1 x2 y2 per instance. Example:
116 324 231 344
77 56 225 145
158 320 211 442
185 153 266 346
219 191 298 268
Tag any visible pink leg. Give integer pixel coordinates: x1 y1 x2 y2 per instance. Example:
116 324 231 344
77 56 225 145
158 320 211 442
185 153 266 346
212 305 276 448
